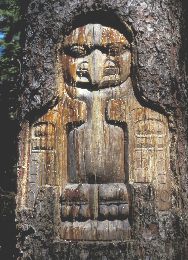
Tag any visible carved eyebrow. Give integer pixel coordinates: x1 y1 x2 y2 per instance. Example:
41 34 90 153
62 41 130 49
99 43 130 55
104 42 130 49
63 43 89 47
62 44 90 58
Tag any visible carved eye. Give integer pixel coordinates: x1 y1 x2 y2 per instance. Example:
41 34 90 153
107 44 130 56
64 45 87 58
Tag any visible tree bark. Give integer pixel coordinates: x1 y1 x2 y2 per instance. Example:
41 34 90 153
0 0 187 259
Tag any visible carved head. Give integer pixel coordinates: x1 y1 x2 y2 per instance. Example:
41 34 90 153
61 24 131 90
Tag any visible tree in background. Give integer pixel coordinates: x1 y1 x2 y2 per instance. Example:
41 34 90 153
0 0 21 118
0 0 22 259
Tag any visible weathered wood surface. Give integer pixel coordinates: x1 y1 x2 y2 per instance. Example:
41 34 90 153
17 24 171 245
14 0 188 258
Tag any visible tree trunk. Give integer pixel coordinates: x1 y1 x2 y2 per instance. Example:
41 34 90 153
0 0 188 259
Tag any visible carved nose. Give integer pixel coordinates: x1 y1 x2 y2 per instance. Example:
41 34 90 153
89 49 104 86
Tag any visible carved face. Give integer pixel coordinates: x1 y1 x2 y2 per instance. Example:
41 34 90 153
61 24 131 89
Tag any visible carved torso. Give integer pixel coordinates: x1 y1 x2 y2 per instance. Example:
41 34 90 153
17 24 171 241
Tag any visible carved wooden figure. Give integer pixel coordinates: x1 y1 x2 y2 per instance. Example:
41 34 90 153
17 23 171 241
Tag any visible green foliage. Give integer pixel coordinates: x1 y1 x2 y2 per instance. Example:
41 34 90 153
0 0 22 118
0 0 21 79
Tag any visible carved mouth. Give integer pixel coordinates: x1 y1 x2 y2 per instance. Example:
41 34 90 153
77 62 89 79
77 69 90 78
103 66 119 76
103 59 119 77
75 61 120 89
